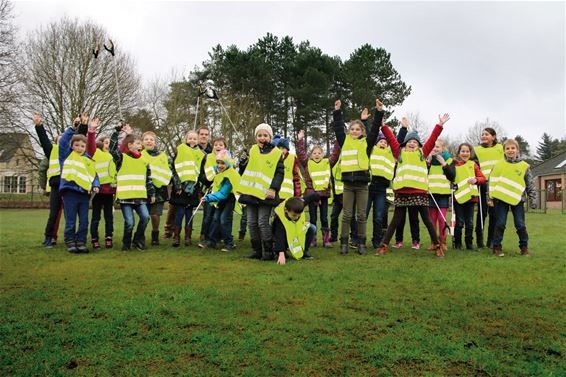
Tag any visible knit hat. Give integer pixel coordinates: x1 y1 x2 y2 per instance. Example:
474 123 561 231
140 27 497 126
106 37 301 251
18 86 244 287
377 131 386 143
255 123 273 139
402 130 422 147
272 134 290 150
215 149 233 169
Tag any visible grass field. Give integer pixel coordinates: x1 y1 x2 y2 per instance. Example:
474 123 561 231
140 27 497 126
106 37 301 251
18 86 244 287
0 209 565 376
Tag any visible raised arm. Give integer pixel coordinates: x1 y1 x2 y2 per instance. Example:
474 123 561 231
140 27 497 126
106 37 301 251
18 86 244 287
76 113 89 136
397 117 409 144
422 114 450 156
295 130 309 167
58 127 75 166
381 125 401 159
365 99 385 156
328 140 341 167
333 100 346 147
33 114 53 157
86 118 99 157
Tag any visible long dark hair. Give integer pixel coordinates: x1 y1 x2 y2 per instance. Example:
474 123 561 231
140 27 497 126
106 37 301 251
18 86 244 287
482 127 498 147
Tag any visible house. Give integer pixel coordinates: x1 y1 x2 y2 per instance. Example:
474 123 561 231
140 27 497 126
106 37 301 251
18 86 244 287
0 133 40 194
532 151 566 210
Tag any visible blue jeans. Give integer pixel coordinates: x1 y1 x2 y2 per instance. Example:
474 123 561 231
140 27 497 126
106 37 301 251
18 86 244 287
201 202 215 237
207 199 235 247
366 189 387 248
493 200 528 248
62 190 90 243
454 201 475 246
121 203 150 247
175 205 196 227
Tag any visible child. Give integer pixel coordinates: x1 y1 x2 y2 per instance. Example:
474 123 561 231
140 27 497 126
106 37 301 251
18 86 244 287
59 118 100 253
110 124 156 251
170 130 205 247
296 130 338 248
426 139 453 252
87 121 117 249
445 143 486 250
199 137 229 247
488 139 537 257
271 135 302 200
474 128 504 248
274 196 320 265
238 123 284 261
333 99 383 255
376 113 451 258
141 131 173 245
201 149 240 251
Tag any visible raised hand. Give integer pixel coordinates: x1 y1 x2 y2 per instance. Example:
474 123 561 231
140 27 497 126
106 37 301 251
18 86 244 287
438 113 450 126
361 107 369 121
80 112 89 125
89 117 100 131
334 99 341 110
297 130 305 140
401 117 409 128
375 98 384 111
122 124 133 135
33 113 42 126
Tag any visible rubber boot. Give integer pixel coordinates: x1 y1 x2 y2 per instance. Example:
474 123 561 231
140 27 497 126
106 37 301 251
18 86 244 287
151 230 160 246
261 240 275 261
340 237 349 255
322 229 332 248
172 227 181 247
357 238 367 255
184 226 192 246
248 239 262 259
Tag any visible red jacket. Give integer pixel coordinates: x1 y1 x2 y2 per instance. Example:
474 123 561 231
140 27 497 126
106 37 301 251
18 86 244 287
87 128 116 195
381 124 444 195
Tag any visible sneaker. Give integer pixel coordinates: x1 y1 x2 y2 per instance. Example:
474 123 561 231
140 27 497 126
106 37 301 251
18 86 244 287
66 242 78 253
349 241 358 249
121 245 131 251
91 239 101 249
105 237 113 249
44 238 54 249
393 241 403 249
51 238 57 246
221 245 235 252
76 242 89 253
133 241 146 251
411 241 420 250
375 244 389 256
520 246 531 257
302 253 314 260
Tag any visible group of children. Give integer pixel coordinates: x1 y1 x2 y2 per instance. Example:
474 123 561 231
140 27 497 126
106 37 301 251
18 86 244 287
33 97 537 262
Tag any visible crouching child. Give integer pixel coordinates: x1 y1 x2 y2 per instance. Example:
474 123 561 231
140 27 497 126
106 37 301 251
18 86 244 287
274 194 320 265
201 150 240 251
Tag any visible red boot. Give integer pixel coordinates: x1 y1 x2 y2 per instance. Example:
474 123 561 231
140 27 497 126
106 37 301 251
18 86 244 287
322 230 332 248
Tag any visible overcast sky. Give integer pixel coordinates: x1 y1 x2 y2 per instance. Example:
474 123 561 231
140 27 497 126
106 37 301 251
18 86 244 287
12 0 566 149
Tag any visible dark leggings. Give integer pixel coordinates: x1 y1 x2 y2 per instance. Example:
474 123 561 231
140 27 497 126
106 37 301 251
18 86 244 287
382 206 438 246
309 197 329 232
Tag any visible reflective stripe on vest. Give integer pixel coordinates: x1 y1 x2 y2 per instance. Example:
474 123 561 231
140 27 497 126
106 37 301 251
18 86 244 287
308 158 331 191
340 135 369 173
116 154 148 200
47 145 61 178
238 145 282 199
386 187 394 203
453 160 478 204
61 152 96 191
93 149 117 185
212 167 240 195
392 150 428 191
141 150 172 188
370 147 395 180
474 144 504 179
332 162 344 195
274 200 309 260
175 144 204 183
489 160 528 205
280 153 296 199
204 152 217 181
428 159 452 195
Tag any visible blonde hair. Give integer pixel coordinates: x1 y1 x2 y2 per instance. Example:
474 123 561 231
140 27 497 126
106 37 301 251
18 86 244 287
185 130 198 142
349 120 367 137
142 131 157 140
503 138 520 152
310 145 323 156
435 138 446 150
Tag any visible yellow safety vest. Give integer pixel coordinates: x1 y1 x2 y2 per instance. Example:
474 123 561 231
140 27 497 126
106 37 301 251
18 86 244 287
238 145 282 199
332 162 344 195
428 158 452 195
489 160 529 206
116 154 148 200
46 145 61 192
280 153 296 199
308 158 331 191
212 167 240 194
386 187 394 203
175 144 204 183
474 144 504 179
204 151 217 181
370 146 395 180
93 149 117 185
141 150 172 188
392 150 428 191
274 200 310 260
340 135 369 173
453 160 479 204
61 152 97 191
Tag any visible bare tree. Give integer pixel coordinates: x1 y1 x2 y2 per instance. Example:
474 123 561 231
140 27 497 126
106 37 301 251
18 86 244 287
464 117 506 146
0 0 17 125
11 17 141 145
403 111 430 139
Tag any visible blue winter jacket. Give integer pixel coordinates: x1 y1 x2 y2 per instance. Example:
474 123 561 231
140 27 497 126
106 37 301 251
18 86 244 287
204 178 233 203
58 127 100 194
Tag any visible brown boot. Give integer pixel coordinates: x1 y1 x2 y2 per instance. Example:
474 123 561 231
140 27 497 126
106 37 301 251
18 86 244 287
434 243 445 258
440 239 448 253
520 246 531 257
184 226 192 246
375 244 389 256
172 227 181 247
427 243 436 251
493 245 504 257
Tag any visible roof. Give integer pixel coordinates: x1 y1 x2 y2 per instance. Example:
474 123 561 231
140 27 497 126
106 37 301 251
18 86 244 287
0 133 30 163
531 151 566 177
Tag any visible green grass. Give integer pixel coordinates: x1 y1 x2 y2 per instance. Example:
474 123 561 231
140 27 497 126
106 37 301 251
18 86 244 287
0 209 565 376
